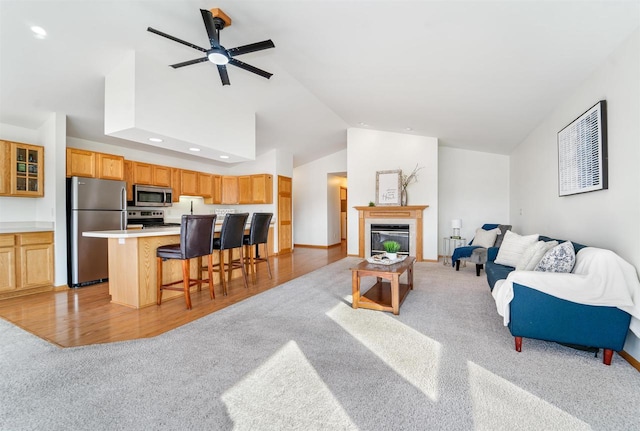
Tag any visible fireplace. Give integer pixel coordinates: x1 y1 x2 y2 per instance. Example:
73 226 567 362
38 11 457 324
354 205 428 261
370 224 410 256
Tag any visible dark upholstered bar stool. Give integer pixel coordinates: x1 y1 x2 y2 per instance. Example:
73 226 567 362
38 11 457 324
205 213 249 295
156 214 217 310
243 212 273 283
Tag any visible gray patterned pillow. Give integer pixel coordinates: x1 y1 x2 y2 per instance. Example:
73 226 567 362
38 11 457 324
534 241 576 273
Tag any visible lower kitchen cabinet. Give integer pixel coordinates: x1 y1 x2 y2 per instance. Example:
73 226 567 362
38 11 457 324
0 231 54 298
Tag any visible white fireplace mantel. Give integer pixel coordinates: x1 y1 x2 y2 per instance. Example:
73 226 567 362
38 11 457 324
354 205 428 261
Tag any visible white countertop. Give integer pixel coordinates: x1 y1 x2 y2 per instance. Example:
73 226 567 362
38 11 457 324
84 221 274 239
0 222 55 234
83 227 181 238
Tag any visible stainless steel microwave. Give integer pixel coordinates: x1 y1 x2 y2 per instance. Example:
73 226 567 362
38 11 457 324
132 184 173 207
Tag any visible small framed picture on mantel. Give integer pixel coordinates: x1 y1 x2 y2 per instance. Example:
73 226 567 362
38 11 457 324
375 170 402 206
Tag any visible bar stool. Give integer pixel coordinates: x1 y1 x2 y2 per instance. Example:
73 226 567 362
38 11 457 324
205 213 249 295
243 212 273 283
156 214 217 309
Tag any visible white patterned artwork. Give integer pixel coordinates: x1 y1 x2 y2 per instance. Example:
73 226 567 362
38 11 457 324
375 170 401 206
557 100 608 196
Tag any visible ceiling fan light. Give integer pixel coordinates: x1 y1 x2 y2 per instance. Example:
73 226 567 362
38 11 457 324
208 50 229 65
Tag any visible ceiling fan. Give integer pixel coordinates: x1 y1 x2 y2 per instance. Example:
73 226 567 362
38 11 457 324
147 8 274 86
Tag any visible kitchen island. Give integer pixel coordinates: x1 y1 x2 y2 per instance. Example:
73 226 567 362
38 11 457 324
84 224 273 308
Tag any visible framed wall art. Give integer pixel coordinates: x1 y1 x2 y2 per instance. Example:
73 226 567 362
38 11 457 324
375 169 402 206
557 100 608 197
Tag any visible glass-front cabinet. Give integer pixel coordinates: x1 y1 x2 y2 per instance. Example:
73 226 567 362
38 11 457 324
0 141 44 197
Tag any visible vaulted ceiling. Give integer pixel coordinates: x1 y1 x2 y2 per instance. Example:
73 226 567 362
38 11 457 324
1 1 638 167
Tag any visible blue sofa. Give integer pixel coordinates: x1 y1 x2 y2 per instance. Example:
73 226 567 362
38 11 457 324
485 236 632 365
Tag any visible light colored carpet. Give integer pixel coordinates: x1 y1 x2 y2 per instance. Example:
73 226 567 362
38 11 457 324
1 258 639 430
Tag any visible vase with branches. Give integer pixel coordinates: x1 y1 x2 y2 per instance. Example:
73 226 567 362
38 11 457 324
400 164 424 206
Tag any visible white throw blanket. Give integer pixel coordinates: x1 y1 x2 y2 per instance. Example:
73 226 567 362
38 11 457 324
492 247 640 337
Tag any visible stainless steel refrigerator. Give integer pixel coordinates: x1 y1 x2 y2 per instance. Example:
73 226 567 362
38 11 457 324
67 176 127 287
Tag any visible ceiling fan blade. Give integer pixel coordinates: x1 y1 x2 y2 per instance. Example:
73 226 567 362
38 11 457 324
228 40 275 57
147 27 208 52
217 65 230 86
200 9 220 48
229 58 273 79
170 57 208 69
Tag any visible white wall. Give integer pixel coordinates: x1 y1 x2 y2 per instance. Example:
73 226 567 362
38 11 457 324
509 29 640 358
0 115 67 286
438 147 510 252
0 123 40 222
293 149 347 247
346 128 439 260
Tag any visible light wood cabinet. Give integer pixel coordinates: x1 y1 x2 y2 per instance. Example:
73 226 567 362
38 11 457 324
221 176 239 204
66 148 96 178
153 165 172 187
96 152 124 180
65 148 275 206
171 168 182 202
238 175 252 204
132 162 153 185
0 235 16 291
198 173 213 198
251 174 273 204
211 175 222 204
180 170 199 196
0 141 44 197
123 160 134 201
0 231 54 297
67 148 123 180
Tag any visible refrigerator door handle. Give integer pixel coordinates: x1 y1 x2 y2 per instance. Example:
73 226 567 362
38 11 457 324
120 187 127 210
121 211 126 230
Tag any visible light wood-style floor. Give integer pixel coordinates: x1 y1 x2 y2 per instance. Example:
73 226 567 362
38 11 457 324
0 244 347 348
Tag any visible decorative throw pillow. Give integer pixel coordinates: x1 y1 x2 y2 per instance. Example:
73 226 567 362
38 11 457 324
494 230 539 268
494 225 512 248
515 240 558 271
534 241 576 273
471 227 500 248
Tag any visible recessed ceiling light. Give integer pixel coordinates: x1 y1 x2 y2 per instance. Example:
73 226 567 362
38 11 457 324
219 155 230 159
148 137 163 143
358 122 368 126
189 147 200 152
405 127 413 131
30 26 47 38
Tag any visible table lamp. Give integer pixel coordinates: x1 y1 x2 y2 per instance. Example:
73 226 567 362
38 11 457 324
451 219 462 239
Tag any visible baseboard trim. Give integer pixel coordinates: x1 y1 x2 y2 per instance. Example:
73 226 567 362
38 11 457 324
619 350 640 372
294 243 342 249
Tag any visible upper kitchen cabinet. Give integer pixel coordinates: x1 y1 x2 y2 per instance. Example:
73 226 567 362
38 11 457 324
238 175 252 204
96 153 124 180
251 174 273 204
66 148 124 181
132 162 153 185
66 148 96 178
0 140 44 197
221 176 239 204
198 173 213 198
171 168 181 202
180 170 199 196
211 175 222 204
153 165 172 187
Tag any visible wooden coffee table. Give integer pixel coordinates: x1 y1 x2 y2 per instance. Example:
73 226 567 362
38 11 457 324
350 256 415 315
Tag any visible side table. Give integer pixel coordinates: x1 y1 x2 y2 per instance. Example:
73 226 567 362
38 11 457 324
442 237 467 266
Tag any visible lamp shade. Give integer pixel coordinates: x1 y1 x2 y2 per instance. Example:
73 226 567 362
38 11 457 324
451 219 462 229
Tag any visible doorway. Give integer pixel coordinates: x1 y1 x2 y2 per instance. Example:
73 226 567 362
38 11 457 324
340 186 347 241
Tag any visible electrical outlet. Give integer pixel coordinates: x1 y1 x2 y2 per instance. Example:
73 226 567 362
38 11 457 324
519 208 523 216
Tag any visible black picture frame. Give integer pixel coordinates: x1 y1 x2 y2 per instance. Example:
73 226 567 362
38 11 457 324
557 100 608 197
